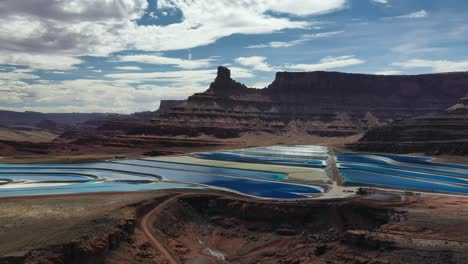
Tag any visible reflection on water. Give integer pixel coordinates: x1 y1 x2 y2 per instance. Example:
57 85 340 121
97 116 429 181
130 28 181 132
0 146 329 199
336 152 468 195
0 181 201 197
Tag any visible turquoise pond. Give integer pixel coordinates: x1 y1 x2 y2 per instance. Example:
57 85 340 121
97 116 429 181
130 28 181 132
2 146 467 198
194 152 328 168
336 152 468 195
0 146 329 199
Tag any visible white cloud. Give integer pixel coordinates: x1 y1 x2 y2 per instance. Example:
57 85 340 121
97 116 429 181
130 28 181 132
115 66 143 71
233 55 364 73
229 67 257 79
396 10 428 19
392 59 468 73
247 31 343 49
158 0 347 17
148 11 158 19
0 0 365 112
287 56 364 71
0 78 201 113
248 81 271 88
0 52 83 70
248 40 304 49
371 0 388 4
375 70 402 75
0 66 257 113
266 0 347 16
106 68 254 83
0 0 147 69
0 68 39 80
106 70 215 83
116 54 214 69
132 1 313 52
0 0 347 71
391 43 444 54
302 31 345 39
235 57 276 72
0 84 30 104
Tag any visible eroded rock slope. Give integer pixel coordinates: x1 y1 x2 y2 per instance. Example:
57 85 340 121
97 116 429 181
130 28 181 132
153 67 468 138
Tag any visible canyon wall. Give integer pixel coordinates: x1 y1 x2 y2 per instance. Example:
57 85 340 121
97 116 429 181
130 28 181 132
152 67 468 138
349 94 468 154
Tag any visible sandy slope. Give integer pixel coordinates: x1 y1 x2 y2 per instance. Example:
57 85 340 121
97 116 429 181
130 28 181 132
0 127 57 143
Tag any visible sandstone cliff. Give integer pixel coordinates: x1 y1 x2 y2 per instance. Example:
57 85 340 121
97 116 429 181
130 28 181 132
152 67 468 138
349 94 468 154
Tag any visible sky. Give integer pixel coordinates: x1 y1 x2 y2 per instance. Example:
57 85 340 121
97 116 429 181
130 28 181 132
1 0 468 113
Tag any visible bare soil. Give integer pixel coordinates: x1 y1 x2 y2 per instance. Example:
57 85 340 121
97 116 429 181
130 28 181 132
145 193 468 264
1 133 361 164
0 128 58 143
0 192 147 255
0 190 467 263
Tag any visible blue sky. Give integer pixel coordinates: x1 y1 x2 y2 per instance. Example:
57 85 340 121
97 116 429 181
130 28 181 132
1 0 468 113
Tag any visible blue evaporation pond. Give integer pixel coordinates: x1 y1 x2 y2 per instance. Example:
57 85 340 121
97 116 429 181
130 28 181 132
373 153 468 170
335 155 468 178
194 152 327 168
290 145 329 149
371 153 431 163
114 160 287 181
0 168 156 181
144 170 321 199
339 169 468 194
335 154 401 166
231 149 329 160
338 163 468 186
266 146 329 153
0 173 91 182
0 162 322 199
0 181 201 198
0 163 165 179
96 162 321 198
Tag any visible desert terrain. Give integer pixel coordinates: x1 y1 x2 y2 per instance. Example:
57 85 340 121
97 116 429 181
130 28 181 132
2 1 468 263
1 69 468 263
0 132 362 164
1 189 467 263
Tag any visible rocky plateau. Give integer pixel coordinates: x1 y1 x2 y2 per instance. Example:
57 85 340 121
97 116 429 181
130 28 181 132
153 67 468 138
350 93 468 154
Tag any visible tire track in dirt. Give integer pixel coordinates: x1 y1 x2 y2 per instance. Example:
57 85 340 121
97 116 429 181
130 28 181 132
140 194 185 264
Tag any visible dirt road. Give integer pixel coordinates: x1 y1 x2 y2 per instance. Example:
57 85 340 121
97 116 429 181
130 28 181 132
140 194 184 264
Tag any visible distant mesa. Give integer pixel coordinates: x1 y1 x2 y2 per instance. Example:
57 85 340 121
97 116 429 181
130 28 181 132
2 66 468 150
36 119 70 134
151 66 468 138
350 92 468 155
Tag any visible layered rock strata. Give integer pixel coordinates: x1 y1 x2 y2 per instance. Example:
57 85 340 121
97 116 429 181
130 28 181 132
152 67 468 138
349 94 468 154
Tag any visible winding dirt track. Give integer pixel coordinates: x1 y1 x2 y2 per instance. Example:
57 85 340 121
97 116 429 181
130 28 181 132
138 191 301 264
140 194 184 264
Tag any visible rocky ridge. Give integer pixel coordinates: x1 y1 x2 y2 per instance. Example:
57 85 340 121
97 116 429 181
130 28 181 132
153 66 468 138
349 93 468 154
